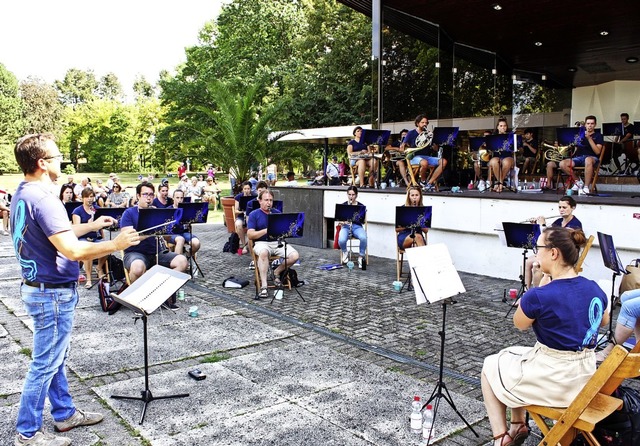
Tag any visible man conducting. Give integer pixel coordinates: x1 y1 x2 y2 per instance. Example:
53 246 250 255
10 133 140 446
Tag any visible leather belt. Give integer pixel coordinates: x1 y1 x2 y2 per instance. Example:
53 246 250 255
23 280 76 289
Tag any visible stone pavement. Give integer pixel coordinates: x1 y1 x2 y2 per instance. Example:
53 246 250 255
0 223 622 445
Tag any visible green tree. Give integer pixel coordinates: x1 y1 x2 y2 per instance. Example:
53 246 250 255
133 75 155 99
0 63 23 172
55 68 98 107
97 72 123 100
20 77 65 134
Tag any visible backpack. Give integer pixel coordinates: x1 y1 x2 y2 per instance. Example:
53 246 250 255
572 385 640 445
223 233 240 253
279 269 304 288
98 277 127 315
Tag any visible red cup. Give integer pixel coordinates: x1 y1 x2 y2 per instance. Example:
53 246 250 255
509 289 517 299
237 248 243 256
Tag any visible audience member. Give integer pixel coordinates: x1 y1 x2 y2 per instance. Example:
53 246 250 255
153 180 174 208
105 182 128 208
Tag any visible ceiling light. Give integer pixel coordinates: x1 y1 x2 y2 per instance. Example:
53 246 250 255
600 30 609 36
491 3 502 10
435 62 441 68
626 56 639 64
567 67 577 72
541 75 547 81
534 41 542 47
491 68 497 75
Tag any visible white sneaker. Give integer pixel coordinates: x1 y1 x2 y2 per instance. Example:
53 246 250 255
579 186 590 196
341 251 349 264
570 183 579 192
357 257 363 269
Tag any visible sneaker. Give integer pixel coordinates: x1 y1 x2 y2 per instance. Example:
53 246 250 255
15 430 71 446
341 251 349 264
291 259 301 268
53 409 104 432
423 183 435 192
357 257 363 269
570 183 580 192
1 230 8 236
579 186 590 196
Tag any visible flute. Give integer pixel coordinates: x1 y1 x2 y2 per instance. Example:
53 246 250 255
519 215 562 224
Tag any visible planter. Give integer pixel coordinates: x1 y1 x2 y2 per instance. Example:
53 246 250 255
221 196 236 233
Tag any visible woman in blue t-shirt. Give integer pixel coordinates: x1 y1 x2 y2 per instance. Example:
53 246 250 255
72 187 106 288
481 227 608 446
396 186 428 249
347 126 378 188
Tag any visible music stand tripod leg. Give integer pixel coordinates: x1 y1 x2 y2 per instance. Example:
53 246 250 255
505 249 528 318
422 301 478 444
270 239 305 303
111 315 189 424
597 272 621 348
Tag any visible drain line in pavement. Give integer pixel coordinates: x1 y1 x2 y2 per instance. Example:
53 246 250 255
189 283 481 387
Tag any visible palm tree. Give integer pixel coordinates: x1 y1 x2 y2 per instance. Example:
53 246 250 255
191 80 294 189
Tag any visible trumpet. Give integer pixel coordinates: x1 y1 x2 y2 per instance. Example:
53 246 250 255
519 215 561 224
470 148 492 163
543 142 576 162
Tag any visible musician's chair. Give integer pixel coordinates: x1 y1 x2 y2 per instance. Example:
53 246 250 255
556 148 606 193
249 241 291 297
336 219 369 264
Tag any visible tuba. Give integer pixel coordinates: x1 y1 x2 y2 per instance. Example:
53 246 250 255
543 142 576 162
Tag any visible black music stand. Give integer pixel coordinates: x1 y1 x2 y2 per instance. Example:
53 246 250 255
94 207 124 236
335 203 367 269
502 222 542 318
267 212 306 302
64 202 82 221
111 265 190 424
432 127 459 147
597 232 630 347
404 244 478 444
395 206 433 292
177 202 209 278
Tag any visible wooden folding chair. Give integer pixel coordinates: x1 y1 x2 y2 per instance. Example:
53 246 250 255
526 345 640 446
396 232 428 282
574 235 595 274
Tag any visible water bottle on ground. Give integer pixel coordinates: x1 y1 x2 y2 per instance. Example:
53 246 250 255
410 396 423 434
422 404 434 440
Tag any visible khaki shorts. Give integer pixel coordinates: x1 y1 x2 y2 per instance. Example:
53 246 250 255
253 241 297 258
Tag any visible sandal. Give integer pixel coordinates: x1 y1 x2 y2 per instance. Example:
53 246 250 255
492 431 513 446
257 287 269 299
510 421 529 446
84 282 93 289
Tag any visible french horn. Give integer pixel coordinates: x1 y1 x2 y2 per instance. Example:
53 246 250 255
415 129 433 149
470 148 492 163
543 142 576 162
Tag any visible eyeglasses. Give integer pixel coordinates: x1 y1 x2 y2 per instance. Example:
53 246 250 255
43 154 63 161
140 192 154 197
532 244 553 254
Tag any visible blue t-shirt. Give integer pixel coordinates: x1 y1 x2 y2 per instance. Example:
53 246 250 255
10 181 79 283
72 205 100 240
246 198 258 216
575 132 604 158
152 197 173 208
348 138 368 153
520 276 607 351
551 216 582 229
247 208 281 242
121 206 157 256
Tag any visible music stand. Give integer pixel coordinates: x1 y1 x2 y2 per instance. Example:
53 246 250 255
111 265 191 424
335 204 367 268
361 129 390 189
432 127 459 147
404 244 478 444
597 232 630 347
64 202 82 221
502 222 542 317
267 212 306 302
395 206 433 292
177 202 209 278
94 207 124 234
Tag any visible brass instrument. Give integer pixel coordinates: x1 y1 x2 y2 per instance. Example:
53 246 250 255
543 142 576 162
470 148 492 163
415 129 433 149
519 215 562 224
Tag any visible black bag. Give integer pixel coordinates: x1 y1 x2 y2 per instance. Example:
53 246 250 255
280 269 304 288
572 385 640 445
107 254 126 282
223 233 240 253
98 278 127 315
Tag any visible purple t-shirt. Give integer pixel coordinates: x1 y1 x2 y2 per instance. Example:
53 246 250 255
10 181 78 283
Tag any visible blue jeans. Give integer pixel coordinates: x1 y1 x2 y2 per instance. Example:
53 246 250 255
339 224 367 257
617 288 640 329
17 284 78 437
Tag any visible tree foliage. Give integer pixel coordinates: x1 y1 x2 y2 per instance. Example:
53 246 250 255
55 68 98 107
20 77 65 134
0 63 23 172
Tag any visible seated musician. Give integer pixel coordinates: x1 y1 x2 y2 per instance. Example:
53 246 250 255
245 181 269 216
168 189 200 256
596 286 640 362
520 128 538 175
396 186 428 249
618 112 636 172
72 187 106 289
347 126 378 188
234 181 256 254
473 130 492 187
121 182 188 308
337 186 367 269
152 180 173 208
488 118 514 193
383 129 409 186
524 195 582 290
559 115 604 195
247 189 300 299
399 115 445 192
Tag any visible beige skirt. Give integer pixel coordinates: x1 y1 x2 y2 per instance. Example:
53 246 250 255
482 342 596 408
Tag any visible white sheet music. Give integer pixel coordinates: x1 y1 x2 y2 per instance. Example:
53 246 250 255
405 244 466 305
115 265 190 314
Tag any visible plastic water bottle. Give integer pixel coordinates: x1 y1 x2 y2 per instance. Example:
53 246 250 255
422 404 434 440
478 179 486 192
410 396 422 434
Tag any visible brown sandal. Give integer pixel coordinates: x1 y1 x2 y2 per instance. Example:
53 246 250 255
492 431 513 446
510 421 529 446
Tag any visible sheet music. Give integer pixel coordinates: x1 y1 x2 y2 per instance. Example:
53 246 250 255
114 265 190 314
405 244 466 305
